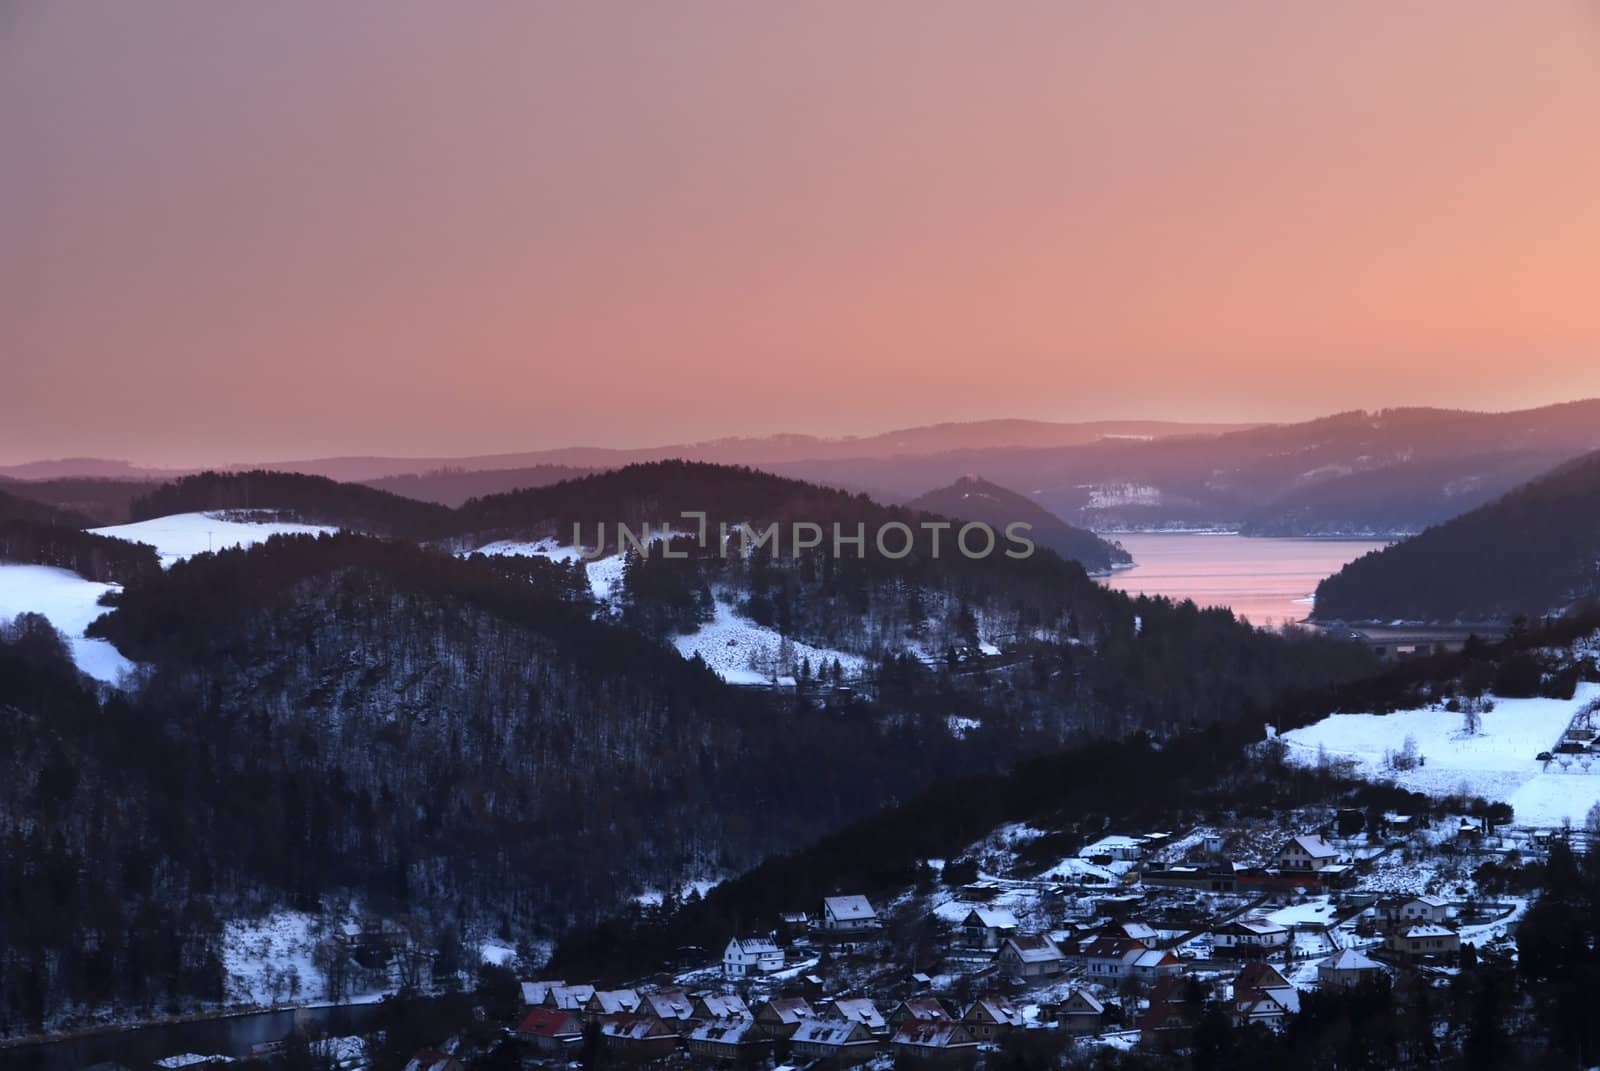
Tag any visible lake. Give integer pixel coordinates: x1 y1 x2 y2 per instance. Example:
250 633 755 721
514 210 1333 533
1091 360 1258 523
1099 533 1389 627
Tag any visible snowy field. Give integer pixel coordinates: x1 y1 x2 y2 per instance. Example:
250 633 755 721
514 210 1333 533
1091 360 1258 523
672 600 868 685
469 539 626 606
1280 683 1600 827
0 563 134 683
92 511 338 567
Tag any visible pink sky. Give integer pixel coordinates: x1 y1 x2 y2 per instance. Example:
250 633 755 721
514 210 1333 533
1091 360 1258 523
3 2 1599 466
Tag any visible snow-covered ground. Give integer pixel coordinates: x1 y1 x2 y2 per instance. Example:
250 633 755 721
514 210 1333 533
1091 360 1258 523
672 600 869 685
1280 683 1600 826
92 511 337 568
469 539 625 606
222 912 325 1007
0 563 134 683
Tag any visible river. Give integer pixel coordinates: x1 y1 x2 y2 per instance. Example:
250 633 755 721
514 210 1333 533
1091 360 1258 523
4 1003 384 1071
1100 532 1389 627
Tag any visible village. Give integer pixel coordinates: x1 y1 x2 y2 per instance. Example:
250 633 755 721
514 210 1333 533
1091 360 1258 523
428 804 1546 1071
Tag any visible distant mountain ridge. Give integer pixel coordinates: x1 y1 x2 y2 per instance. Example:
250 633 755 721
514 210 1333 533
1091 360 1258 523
903 475 1130 574
1312 448 1600 625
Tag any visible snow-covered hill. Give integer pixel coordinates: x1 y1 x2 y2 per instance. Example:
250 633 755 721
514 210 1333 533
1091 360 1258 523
91 510 338 567
1279 683 1600 826
0 563 133 683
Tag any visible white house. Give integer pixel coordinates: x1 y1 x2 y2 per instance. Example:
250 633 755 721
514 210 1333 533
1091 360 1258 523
724 936 785 977
1278 834 1339 873
961 907 1019 950
1316 948 1387 988
1379 895 1448 925
1078 835 1147 862
1214 918 1290 954
997 934 1065 980
822 895 879 931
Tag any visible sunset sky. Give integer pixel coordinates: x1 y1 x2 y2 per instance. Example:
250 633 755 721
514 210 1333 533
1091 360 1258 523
3 2 1599 466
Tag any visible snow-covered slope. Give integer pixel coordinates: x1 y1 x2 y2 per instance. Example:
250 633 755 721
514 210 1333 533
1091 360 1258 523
0 563 134 683
91 511 338 567
469 539 624 605
671 600 869 685
1279 683 1600 826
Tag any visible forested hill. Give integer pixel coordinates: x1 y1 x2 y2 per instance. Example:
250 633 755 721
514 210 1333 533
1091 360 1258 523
1313 449 1600 625
0 488 160 583
130 470 457 540
904 475 1130 573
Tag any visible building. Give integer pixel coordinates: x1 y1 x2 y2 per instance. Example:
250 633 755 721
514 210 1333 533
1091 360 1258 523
520 980 565 1009
997 934 1065 981
1214 918 1290 956
724 936 785 978
754 997 816 1038
1227 963 1300 1027
515 1008 585 1055
889 1022 978 1066
686 1018 770 1064
824 997 887 1035
545 984 596 1011
642 988 696 1030
586 988 642 1020
599 1015 681 1061
961 996 1024 1041
693 993 752 1021
1138 976 1200 1052
1279 835 1340 873
888 997 954 1028
1057 991 1105 1035
961 907 1019 950
1316 948 1387 988
1078 835 1147 862
1377 895 1449 926
790 1019 880 1064
822 895 879 931
1386 924 1461 961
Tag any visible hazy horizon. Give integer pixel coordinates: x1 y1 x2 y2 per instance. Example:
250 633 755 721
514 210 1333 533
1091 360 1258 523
5 2 1599 467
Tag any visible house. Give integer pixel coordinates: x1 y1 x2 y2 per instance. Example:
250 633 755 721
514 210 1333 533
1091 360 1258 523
1377 895 1448 926
778 911 811 940
725 935 785 977
1110 921 1159 947
754 997 815 1038
997 934 1065 981
890 1021 978 1066
520 979 566 1008
1057 990 1104 1035
1079 835 1147 863
693 993 752 1021
515 1008 585 1054
1214 918 1290 955
1129 949 1185 978
824 997 887 1035
1386 924 1461 961
599 1015 680 1061
403 1050 463 1071
586 988 642 1020
887 997 954 1028
822 895 879 931
1138 976 1200 1052
545 984 596 1011
685 1018 770 1064
961 995 1024 1041
642 988 697 1030
1227 963 1300 1027
1316 948 1387 988
790 1019 880 1064
1279 834 1339 873
961 907 1019 950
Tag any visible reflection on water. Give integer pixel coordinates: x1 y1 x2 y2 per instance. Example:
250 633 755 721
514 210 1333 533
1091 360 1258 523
1100 533 1389 627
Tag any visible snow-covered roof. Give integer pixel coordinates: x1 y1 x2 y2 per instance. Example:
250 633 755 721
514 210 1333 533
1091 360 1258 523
728 935 780 955
1318 948 1384 972
1079 835 1145 857
1402 924 1455 938
828 998 885 1029
698 994 752 1019
962 907 1019 929
793 1020 875 1046
1062 990 1104 1014
521 980 565 1006
690 1017 762 1044
591 989 642 1015
1284 834 1338 859
823 894 876 920
1001 934 1063 963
